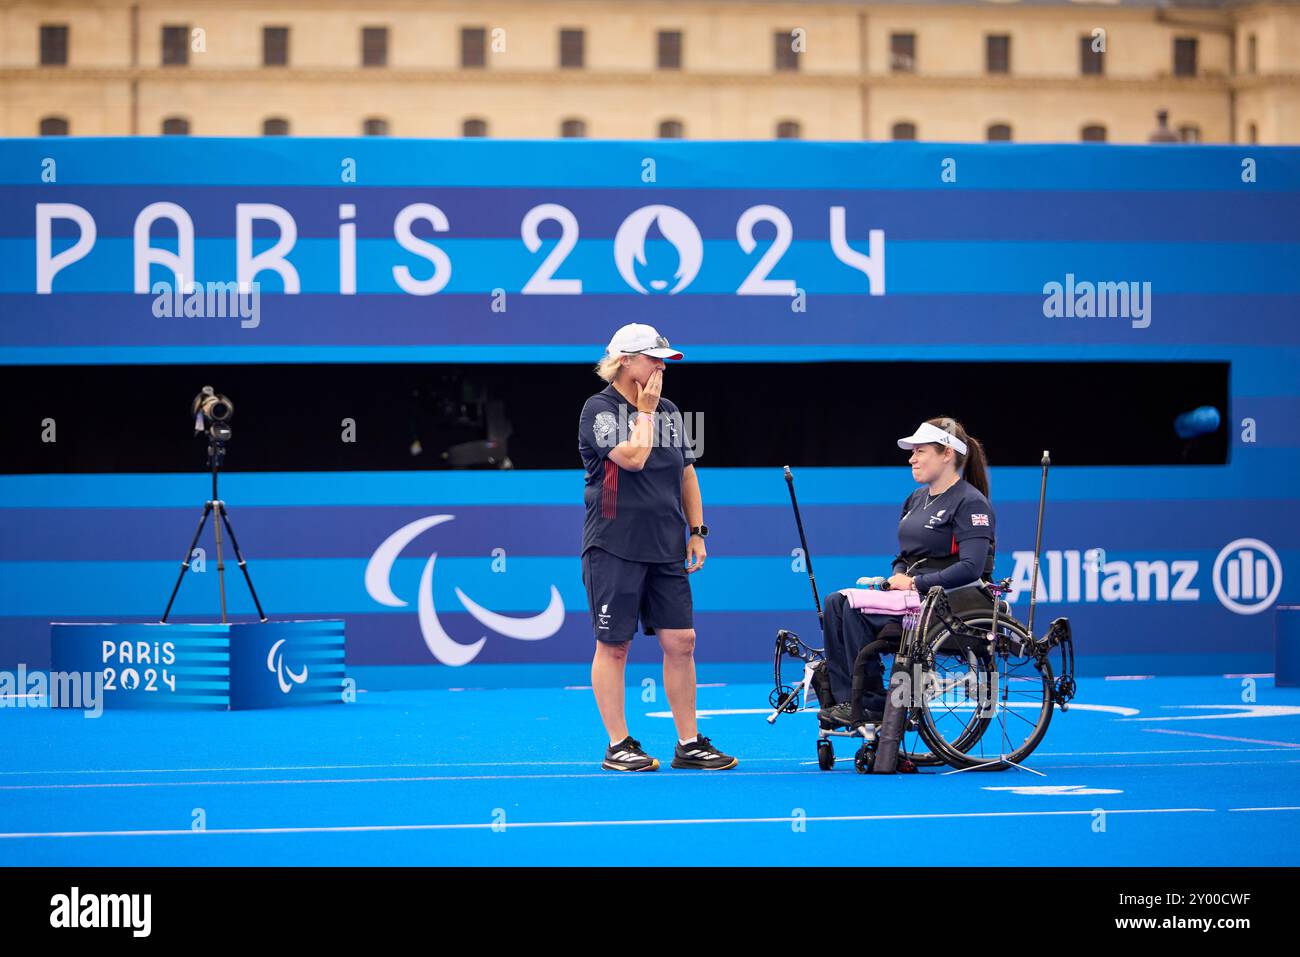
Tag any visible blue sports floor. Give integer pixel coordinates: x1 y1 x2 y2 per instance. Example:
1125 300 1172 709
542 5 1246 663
2 666 1299 866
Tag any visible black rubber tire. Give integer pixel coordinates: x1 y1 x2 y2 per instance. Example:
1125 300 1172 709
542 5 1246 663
817 740 835 771
854 744 874 774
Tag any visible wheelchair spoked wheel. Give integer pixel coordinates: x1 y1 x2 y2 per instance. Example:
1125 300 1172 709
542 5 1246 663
918 615 1054 770
911 641 995 763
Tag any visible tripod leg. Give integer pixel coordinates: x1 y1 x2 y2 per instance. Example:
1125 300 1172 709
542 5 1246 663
161 502 213 623
217 503 268 622
212 500 229 624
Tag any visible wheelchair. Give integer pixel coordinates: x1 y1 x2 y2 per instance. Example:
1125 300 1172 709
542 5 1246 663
768 578 1077 773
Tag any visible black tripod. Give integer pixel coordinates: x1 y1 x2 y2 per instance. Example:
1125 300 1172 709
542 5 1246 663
161 436 267 624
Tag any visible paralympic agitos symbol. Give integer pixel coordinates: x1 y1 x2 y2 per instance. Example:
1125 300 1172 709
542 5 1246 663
364 515 565 666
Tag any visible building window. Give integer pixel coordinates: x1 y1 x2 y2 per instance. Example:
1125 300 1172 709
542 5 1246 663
161 25 190 66
561 117 586 138
363 117 389 136
1079 35 1104 76
463 117 488 137
658 119 684 139
1246 122 1258 143
362 27 388 67
559 28 584 68
40 24 69 66
1246 34 1257 74
658 30 682 69
1081 124 1107 142
162 116 190 135
986 123 1012 141
1178 124 1201 143
1174 37 1198 77
891 121 917 140
462 27 487 68
263 26 289 66
39 116 70 136
774 30 800 71
262 117 289 136
986 34 1010 74
890 33 916 73
776 119 801 139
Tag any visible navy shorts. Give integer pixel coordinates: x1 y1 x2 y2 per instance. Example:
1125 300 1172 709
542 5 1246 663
581 547 694 642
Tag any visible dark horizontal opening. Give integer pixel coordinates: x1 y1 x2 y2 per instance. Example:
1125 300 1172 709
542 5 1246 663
0 360 1228 473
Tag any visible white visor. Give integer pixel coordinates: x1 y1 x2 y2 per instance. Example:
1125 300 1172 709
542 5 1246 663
897 421 968 456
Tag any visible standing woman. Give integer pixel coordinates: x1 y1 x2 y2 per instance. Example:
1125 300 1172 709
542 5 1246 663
578 323 737 771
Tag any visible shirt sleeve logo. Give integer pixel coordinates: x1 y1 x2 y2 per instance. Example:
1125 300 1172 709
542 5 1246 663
593 411 617 444
971 513 990 526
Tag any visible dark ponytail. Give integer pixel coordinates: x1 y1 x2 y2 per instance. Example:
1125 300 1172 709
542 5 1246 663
927 416 990 500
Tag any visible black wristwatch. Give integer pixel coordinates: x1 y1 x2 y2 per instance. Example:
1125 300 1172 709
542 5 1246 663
689 525 709 538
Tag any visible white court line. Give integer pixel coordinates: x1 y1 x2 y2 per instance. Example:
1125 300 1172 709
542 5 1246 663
0 747 1294 779
646 703 1142 718
0 770 865 791
0 757 799 777
7 757 1300 791
0 806 1216 840
1144 728 1300 749
1229 806 1300 812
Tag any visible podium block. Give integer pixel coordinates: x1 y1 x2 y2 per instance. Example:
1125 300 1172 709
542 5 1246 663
50 622 230 710
229 620 347 709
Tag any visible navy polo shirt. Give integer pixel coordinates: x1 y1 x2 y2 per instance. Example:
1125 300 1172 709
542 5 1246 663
892 479 996 590
578 384 696 564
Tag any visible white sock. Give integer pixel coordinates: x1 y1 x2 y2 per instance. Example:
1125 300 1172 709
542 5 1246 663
679 735 698 746
610 737 627 748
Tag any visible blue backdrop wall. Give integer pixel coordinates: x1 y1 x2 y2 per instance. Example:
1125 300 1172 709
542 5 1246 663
1 138 1297 675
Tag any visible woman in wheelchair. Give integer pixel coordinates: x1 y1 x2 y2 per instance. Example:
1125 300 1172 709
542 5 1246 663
817 416 996 730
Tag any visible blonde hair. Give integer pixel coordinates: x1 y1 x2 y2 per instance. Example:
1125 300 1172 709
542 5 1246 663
594 353 623 383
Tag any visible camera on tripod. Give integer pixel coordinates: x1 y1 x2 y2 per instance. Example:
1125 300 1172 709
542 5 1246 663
192 386 234 443
162 385 267 625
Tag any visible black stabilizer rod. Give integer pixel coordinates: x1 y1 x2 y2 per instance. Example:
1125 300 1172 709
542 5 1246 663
1027 450 1051 640
784 466 823 627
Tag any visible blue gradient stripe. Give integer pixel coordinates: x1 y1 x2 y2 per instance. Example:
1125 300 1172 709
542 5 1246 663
2 139 1298 190
2 550 1294 618
2 293 1297 346
2 498 1298 560
5 238 1298 294
8 185 1300 242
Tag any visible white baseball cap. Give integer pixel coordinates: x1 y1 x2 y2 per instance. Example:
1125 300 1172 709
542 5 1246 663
606 323 683 360
897 421 968 455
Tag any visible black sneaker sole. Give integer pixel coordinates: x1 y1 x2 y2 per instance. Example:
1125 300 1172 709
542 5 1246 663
669 756 738 770
601 757 660 772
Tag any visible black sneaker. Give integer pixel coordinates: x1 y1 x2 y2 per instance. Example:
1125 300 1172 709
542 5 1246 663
818 702 884 730
670 735 738 770
603 736 660 772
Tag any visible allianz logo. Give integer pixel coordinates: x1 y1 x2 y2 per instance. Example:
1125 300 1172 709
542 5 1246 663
1005 538 1283 616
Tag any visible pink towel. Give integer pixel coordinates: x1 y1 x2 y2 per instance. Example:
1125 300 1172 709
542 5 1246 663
839 587 921 614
